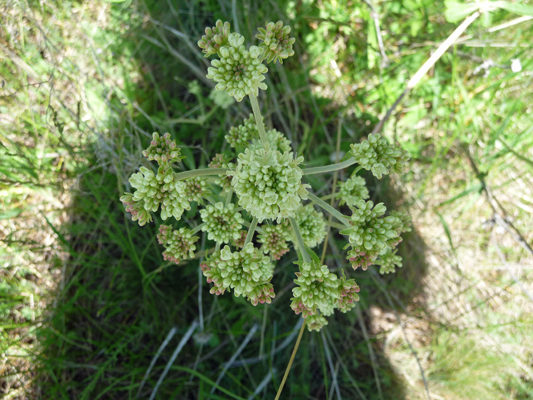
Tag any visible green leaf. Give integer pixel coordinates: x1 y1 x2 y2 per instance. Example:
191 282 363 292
498 2 533 16
437 183 483 207
436 212 455 252
444 1 482 22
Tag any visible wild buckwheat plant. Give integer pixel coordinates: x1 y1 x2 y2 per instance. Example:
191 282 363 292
120 20 411 333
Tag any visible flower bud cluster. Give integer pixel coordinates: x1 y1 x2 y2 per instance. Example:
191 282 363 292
390 210 412 233
200 202 243 244
249 129 292 153
232 230 248 249
120 192 152 226
122 166 190 224
225 114 258 148
157 225 199 264
258 223 290 260
183 177 210 203
337 176 369 207
306 314 328 332
291 206 327 249
337 278 360 313
197 20 231 57
201 244 275 303
341 200 400 270
142 133 184 164
209 153 234 191
377 248 402 274
206 33 268 102
349 133 409 179
231 148 308 222
246 282 276 306
291 260 340 318
256 21 296 64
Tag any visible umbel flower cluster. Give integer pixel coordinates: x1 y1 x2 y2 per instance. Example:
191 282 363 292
120 20 411 332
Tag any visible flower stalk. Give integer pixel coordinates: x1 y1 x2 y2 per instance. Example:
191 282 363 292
248 93 271 151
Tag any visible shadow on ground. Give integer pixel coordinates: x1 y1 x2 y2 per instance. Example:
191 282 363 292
37 1 432 399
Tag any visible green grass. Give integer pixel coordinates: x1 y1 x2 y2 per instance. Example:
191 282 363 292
2 0 533 399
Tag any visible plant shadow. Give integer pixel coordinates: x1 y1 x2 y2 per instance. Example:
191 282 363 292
37 1 434 399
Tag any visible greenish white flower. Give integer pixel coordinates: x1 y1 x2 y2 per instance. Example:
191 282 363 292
258 223 290 260
390 210 412 233
157 225 199 264
337 278 360 313
232 148 309 222
256 21 296 64
291 260 340 317
341 200 400 270
232 230 248 249
197 20 231 57
246 282 276 306
225 114 258 148
183 177 210 203
337 176 369 207
206 33 268 102
306 314 328 332
188 80 202 96
209 87 234 109
249 129 292 153
349 133 409 179
201 244 274 300
291 206 327 249
127 166 190 222
200 202 243 244
142 133 184 165
120 192 152 226
377 248 402 274
209 153 234 191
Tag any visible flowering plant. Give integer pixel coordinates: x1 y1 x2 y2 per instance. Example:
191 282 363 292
120 20 410 333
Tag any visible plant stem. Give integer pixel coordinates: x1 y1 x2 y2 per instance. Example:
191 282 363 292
174 168 229 181
289 217 311 263
307 193 351 228
274 318 307 400
302 157 357 175
326 220 346 230
225 189 233 205
244 217 258 247
191 223 205 235
248 93 270 152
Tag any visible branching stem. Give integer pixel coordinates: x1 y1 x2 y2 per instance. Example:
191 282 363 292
244 217 258 247
289 217 311 263
174 168 229 181
302 157 357 175
248 93 271 151
307 193 351 228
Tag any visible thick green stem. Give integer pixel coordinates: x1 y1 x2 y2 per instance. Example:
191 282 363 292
248 93 270 152
302 157 357 176
174 168 229 181
244 217 258 247
307 193 351 228
289 217 311 263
